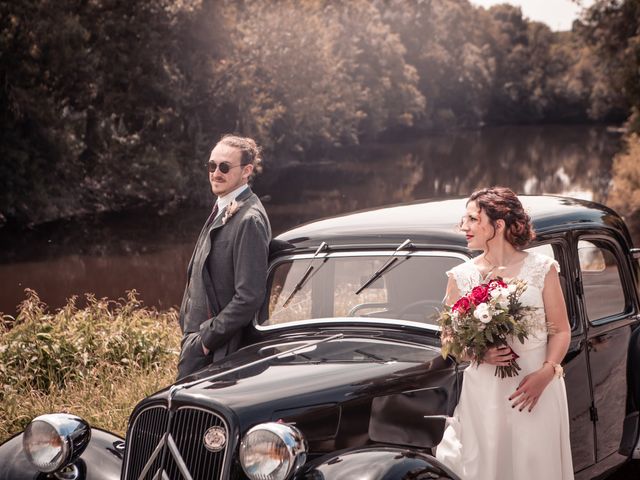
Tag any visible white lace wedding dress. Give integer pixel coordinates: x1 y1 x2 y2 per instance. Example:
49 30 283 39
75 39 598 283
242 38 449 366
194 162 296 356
436 252 574 480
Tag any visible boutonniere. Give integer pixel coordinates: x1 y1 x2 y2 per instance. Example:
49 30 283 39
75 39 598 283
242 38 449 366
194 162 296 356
222 200 242 225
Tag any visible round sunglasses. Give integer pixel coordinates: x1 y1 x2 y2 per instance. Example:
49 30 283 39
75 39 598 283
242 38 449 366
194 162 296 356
206 161 246 174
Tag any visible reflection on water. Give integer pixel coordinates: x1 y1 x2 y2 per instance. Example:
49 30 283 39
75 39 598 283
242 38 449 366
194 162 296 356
0 125 626 315
261 125 619 223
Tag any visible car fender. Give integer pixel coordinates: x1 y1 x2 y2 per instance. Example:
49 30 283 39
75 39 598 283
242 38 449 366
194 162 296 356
299 446 461 480
0 428 123 480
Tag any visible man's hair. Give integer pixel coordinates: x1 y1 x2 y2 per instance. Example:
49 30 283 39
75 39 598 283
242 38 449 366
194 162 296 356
217 134 263 179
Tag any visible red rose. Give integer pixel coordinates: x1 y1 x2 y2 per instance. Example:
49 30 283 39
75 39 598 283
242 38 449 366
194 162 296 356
470 285 490 305
452 296 471 314
488 278 508 290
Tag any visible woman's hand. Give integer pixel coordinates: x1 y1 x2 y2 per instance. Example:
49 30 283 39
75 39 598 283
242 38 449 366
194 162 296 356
483 346 515 366
509 365 555 412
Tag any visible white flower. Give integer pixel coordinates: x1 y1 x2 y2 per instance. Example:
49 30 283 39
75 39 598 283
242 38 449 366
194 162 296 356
473 303 492 323
451 311 461 332
507 284 517 294
490 287 510 305
222 200 241 225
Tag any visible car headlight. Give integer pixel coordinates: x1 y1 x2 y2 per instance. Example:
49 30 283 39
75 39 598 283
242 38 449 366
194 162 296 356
239 422 307 480
23 414 91 473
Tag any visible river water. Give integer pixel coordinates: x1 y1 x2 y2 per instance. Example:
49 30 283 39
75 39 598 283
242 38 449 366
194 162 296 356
0 125 626 315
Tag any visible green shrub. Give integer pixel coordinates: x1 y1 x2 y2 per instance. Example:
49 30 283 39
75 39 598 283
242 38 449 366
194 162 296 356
0 290 180 442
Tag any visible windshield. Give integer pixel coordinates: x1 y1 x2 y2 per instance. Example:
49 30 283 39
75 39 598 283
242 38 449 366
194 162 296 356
260 251 465 328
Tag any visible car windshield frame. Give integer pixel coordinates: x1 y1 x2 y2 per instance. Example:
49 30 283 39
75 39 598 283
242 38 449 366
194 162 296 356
255 249 469 333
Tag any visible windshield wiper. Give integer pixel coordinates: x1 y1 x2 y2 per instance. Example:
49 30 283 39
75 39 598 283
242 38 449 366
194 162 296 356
282 242 329 307
354 349 385 362
355 238 413 295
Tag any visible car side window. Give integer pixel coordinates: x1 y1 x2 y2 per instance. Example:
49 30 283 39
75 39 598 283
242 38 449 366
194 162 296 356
577 239 626 322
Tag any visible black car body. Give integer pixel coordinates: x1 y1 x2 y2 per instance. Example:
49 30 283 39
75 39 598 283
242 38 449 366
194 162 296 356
1 196 639 480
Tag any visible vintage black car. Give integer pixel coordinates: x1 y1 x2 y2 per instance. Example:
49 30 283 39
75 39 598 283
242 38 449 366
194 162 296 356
1 196 640 480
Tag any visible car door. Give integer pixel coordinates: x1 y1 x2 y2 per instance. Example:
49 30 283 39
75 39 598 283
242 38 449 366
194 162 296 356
527 239 595 471
574 233 637 463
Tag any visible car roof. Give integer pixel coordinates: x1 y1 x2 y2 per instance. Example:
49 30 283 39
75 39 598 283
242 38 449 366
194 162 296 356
275 195 630 251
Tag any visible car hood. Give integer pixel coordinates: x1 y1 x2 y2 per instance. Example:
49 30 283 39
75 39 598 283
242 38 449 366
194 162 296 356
137 330 458 449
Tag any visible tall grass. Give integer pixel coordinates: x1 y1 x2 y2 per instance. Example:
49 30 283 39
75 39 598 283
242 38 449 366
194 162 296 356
0 290 180 442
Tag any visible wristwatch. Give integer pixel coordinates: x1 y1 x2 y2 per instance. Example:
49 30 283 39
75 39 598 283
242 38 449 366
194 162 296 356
543 360 564 379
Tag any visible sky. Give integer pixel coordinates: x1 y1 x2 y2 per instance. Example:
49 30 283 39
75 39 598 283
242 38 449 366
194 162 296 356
470 0 596 31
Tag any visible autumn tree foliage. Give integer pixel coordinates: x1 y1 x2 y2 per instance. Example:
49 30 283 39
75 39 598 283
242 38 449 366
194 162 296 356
0 0 633 225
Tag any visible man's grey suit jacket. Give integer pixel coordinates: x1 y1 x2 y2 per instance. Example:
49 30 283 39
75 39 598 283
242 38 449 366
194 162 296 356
178 187 271 377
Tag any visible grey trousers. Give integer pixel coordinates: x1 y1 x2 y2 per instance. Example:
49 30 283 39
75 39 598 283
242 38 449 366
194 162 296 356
176 332 213 380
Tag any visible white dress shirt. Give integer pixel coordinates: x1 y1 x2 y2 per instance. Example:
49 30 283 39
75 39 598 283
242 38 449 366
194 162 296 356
215 184 249 219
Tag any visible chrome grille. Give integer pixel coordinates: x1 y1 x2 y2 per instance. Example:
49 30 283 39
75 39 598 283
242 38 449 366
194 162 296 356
122 405 229 480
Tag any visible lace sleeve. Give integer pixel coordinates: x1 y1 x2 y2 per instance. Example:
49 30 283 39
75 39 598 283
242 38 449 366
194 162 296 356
446 262 474 297
529 253 560 290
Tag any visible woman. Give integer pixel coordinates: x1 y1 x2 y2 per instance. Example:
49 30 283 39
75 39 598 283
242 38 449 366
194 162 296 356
436 187 574 480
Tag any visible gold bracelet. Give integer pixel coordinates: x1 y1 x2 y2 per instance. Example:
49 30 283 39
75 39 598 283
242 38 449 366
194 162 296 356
543 360 564 379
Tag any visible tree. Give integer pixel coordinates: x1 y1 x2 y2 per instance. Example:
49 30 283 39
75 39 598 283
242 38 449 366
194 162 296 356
0 0 203 224
379 0 495 129
577 0 640 130
211 0 424 154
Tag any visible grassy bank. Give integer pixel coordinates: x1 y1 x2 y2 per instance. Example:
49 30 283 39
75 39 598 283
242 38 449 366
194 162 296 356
0 290 180 443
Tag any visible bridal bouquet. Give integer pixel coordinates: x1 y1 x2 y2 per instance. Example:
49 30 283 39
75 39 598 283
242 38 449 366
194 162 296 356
439 278 534 378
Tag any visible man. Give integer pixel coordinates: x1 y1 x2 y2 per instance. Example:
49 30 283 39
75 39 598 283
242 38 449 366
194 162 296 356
177 134 271 379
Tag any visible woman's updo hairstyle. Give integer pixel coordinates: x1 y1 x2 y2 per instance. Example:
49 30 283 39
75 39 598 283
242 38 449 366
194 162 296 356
468 186 535 248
